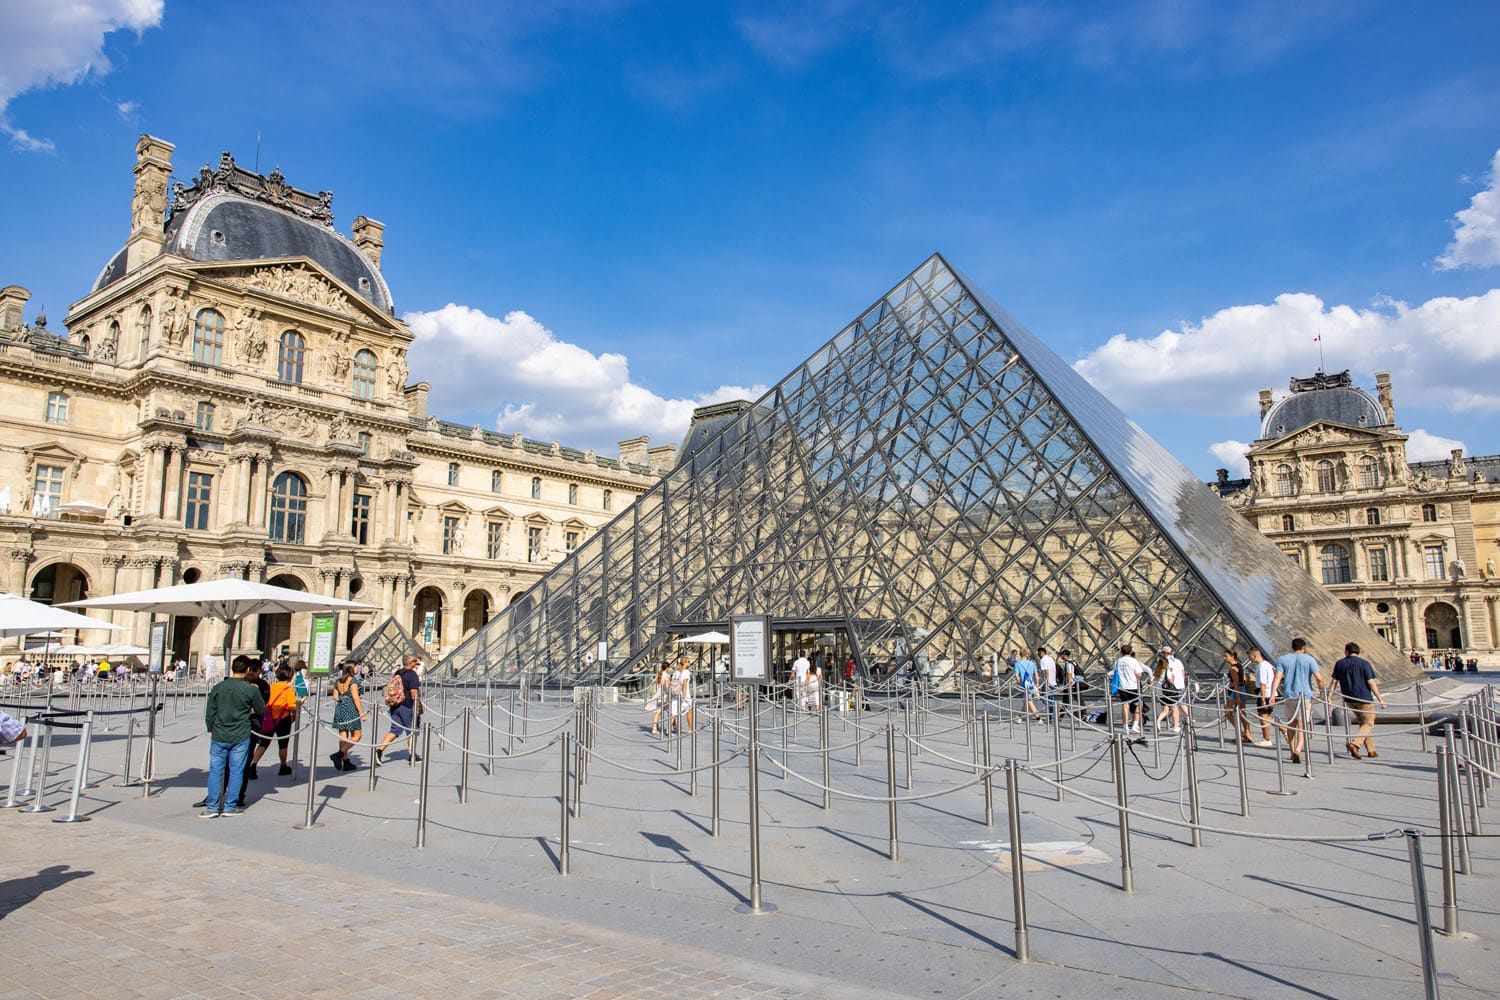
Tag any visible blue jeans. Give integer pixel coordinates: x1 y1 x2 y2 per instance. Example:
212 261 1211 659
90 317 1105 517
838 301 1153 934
206 738 250 811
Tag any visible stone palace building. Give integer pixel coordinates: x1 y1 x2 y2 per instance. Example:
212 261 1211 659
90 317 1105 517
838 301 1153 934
1214 370 1500 662
0 135 669 665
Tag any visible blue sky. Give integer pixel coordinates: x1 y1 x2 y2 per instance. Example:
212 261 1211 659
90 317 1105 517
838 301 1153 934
3 1 1500 477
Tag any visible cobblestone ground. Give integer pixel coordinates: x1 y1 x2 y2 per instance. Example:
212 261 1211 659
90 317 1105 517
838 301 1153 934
0 821 872 1000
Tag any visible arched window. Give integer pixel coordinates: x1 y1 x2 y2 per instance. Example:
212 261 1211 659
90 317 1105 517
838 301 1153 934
137 305 152 359
352 348 377 400
269 472 308 544
1274 464 1295 496
1422 503 1437 523
1316 459 1335 492
277 330 306 384
79 334 92 354
1280 514 1294 532
1359 455 1379 489
1320 543 1351 585
192 309 225 366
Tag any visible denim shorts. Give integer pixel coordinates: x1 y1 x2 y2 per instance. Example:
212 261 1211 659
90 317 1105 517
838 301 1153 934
390 703 415 735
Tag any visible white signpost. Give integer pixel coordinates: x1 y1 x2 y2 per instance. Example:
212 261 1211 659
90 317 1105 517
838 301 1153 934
729 614 770 685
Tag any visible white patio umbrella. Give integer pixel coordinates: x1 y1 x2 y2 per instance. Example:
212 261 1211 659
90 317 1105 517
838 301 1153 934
678 630 730 644
0 593 123 638
65 578 374 665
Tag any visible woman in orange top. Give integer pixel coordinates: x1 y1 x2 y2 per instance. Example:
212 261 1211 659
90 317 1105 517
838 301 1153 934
251 662 302 777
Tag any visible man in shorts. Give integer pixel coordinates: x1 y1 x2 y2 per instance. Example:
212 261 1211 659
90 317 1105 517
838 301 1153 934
376 655 423 765
1012 650 1041 723
1275 638 1324 764
1111 644 1150 736
1247 647 1277 747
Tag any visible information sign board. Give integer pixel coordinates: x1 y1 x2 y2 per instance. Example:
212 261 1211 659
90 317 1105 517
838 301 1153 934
729 614 770 684
148 620 168 674
308 612 337 676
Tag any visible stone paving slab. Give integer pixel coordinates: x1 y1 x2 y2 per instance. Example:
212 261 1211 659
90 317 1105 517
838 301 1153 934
2 687 1499 997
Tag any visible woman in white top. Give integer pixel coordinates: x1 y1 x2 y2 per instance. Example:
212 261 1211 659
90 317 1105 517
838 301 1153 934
1154 648 1186 733
670 658 694 733
803 667 822 711
649 663 671 737
1111 644 1150 735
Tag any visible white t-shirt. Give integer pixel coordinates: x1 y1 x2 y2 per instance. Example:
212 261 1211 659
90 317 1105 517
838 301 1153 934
1039 655 1057 687
1113 655 1149 691
1162 656 1186 691
791 656 811 683
1253 658 1276 694
671 668 693 704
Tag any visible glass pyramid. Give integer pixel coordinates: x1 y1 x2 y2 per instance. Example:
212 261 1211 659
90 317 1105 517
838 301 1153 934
443 254 1417 688
348 616 426 672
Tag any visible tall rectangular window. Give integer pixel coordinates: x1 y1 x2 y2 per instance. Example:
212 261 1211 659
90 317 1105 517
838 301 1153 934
486 521 505 559
195 401 214 432
44 392 68 425
1368 547 1389 582
565 529 579 552
443 515 461 554
603 488 612 511
491 470 502 493
447 462 460 486
531 476 542 499
33 464 64 516
1425 545 1446 581
192 309 225 366
184 472 212 530
350 492 371 545
527 525 544 562
357 431 371 456
568 483 578 505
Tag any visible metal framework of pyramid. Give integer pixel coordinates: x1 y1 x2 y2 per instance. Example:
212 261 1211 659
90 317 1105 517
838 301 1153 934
443 254 1416 688
348 616 425 670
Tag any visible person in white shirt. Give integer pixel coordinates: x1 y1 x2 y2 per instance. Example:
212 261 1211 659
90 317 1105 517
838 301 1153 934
1153 646 1187 733
790 652 811 710
670 658 694 733
1037 648 1058 711
1111 644 1150 735
1248 647 1278 747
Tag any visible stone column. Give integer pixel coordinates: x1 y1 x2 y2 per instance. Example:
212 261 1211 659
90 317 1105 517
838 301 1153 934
161 447 185 523
445 580 465 654
142 444 165 519
221 455 243 527
8 548 31 598
101 555 124 626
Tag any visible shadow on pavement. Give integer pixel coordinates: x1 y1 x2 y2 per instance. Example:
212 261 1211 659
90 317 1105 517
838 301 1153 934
0 864 92 921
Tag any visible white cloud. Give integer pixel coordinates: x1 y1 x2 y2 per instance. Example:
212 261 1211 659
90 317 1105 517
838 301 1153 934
114 99 137 117
0 0 163 152
1436 148 1500 271
1405 429 1467 463
1073 288 1500 415
1209 440 1250 477
404 304 768 451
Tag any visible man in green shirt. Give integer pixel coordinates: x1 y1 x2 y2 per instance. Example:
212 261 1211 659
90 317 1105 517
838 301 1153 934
201 655 266 818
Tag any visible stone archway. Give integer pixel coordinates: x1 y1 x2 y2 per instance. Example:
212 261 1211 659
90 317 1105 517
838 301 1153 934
462 589 491 638
29 561 89 606
1424 601 1462 650
257 573 307 658
412 586 445 647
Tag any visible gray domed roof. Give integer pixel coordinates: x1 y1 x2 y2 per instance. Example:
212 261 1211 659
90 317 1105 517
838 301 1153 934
1261 384 1388 440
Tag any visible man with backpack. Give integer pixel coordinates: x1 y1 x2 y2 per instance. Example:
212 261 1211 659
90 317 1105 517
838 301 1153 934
375 655 423 765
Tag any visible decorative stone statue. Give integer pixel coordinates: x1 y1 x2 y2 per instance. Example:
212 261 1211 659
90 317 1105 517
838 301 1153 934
240 397 268 427
234 307 265 362
330 411 351 441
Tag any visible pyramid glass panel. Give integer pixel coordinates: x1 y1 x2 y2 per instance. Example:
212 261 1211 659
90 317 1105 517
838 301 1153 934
442 255 1419 687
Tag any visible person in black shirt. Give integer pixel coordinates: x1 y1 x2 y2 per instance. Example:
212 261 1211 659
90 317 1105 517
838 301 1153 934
375 655 423 765
1331 642 1387 760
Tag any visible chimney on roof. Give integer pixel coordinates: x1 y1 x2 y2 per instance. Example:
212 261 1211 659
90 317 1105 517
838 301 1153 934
126 134 174 273
1216 468 1229 486
1375 371 1395 424
352 216 385 269
618 436 648 467
0 286 29 331
404 381 429 420
647 444 678 473
1258 389 1274 419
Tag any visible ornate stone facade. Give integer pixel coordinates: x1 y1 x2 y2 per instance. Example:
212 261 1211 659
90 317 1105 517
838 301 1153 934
1214 370 1500 662
0 135 669 664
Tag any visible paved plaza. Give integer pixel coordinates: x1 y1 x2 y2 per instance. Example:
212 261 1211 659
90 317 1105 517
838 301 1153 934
2 677 1499 998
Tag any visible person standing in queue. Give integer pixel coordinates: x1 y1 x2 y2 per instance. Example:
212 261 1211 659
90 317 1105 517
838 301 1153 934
375 655 422 765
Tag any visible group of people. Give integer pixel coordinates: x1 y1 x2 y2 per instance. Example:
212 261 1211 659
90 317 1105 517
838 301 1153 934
1008 647 1083 722
198 653 425 817
647 658 694 735
1106 637 1387 763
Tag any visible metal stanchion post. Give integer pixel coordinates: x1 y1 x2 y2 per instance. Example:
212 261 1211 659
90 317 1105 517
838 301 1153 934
116 715 138 788
558 730 571 875
712 715 721 837
1417 682 1429 752
735 692 774 914
1437 747 1458 935
487 691 495 769
294 679 323 830
1024 713 1033 763
690 715 699 798
1461 709 1482 839
1269 717 1297 797
368 692 382 792
1005 758 1030 962
1445 730 1470 876
52 713 93 824
460 706 471 805
1234 721 1250 817
1052 703 1063 802
415 725 432 849
983 713 995 827
1185 725 1202 847
820 700 830 810
142 677 158 798
1105 684 1115 738
1323 688 1335 766
886 724 899 862
288 707 301 783
3 728 26 808
1150 687 1160 768
1404 831 1441 1000
1112 734 1133 892
22 722 55 813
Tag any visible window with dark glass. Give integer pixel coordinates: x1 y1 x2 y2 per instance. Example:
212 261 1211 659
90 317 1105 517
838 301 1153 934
447 462 460 486
443 515 461 554
352 349 377 400
1274 464 1294 496
184 472 212 530
568 483 578 505
1425 544 1445 580
603 488 612 511
1368 547 1389 581
350 492 371 545
1422 503 1437 523
1315 459 1336 493
192 309 224 365
565 529 579 552
527 525 543 561
195 401 214 432
531 476 542 500
1365 507 1381 526
269 472 308 544
486 521 505 559
1359 455 1379 489
357 431 371 455
277 330 306 384
491 469 502 493
1320 543 1351 584
1280 514 1294 532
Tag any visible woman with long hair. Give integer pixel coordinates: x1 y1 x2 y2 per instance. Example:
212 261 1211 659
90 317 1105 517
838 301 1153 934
330 661 366 771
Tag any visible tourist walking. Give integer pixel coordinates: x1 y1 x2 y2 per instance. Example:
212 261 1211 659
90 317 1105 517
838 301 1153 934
1059 649 1080 710
375 655 423 765
648 662 670 736
1038 647 1058 710
1246 648 1277 746
1222 650 1256 744
201 656 265 818
330 661 367 771
249 663 300 778
670 657 694 732
1154 646 1186 733
1275 638 1324 764
1012 650 1041 722
1331 642 1387 759
790 650 811 709
1111 645 1150 736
